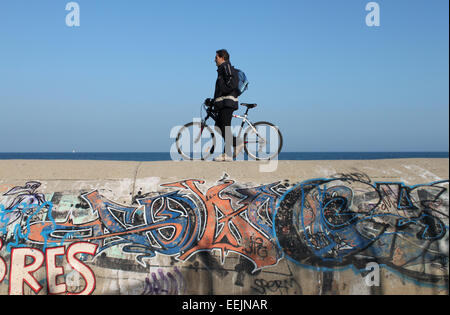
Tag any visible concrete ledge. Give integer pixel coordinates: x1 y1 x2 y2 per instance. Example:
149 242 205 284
1 159 448 182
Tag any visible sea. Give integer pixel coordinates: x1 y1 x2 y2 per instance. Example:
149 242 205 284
0 152 448 161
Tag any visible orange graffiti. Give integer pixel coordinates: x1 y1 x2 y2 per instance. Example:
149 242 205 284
162 179 279 269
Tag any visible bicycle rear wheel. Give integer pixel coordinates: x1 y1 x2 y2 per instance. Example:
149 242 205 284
175 122 216 160
244 121 283 160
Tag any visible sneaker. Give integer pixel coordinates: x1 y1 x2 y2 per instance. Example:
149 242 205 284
213 153 233 162
223 154 233 162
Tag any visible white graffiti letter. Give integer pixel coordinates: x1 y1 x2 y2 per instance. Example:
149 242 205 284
365 2 380 27
65 2 80 27
9 248 45 295
46 246 67 295
365 262 380 286
66 242 97 295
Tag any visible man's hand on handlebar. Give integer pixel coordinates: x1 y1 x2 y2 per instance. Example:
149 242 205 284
204 98 214 107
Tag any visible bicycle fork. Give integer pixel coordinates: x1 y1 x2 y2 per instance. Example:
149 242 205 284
194 121 205 144
194 120 215 157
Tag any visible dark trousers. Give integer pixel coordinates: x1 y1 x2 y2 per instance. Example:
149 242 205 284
215 107 237 156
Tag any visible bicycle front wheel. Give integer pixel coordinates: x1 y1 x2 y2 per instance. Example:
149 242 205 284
175 122 216 160
244 121 283 160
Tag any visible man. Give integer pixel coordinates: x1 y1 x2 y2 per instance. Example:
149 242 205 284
210 49 242 162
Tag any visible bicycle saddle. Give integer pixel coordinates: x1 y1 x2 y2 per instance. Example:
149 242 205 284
241 103 257 109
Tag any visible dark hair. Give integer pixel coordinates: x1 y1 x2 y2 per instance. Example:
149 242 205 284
216 49 230 62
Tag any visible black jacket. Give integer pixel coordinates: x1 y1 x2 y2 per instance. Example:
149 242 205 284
214 61 239 110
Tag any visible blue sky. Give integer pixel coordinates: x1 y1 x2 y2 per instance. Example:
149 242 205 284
0 0 448 152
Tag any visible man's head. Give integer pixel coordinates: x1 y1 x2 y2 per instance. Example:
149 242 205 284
215 49 230 67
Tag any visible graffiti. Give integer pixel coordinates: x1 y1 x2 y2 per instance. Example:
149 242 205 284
244 236 269 258
25 190 201 266
141 267 185 295
1 182 47 233
0 174 448 295
21 179 285 271
0 182 55 252
161 179 284 270
1 241 97 295
251 277 302 295
274 176 449 284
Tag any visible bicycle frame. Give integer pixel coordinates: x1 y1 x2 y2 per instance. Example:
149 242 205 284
233 107 267 144
200 103 267 145
233 113 257 140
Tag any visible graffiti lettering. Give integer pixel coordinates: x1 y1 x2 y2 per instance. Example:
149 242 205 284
161 179 282 270
5 241 96 295
1 175 448 294
251 277 302 295
141 267 185 295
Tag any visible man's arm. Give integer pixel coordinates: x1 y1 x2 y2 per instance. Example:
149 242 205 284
217 63 237 96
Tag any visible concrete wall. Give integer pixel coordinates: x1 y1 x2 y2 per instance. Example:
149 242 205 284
0 159 448 295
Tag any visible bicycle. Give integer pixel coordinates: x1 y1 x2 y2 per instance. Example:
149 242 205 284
175 100 283 161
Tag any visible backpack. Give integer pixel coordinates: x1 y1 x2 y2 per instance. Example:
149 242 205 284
233 67 249 96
